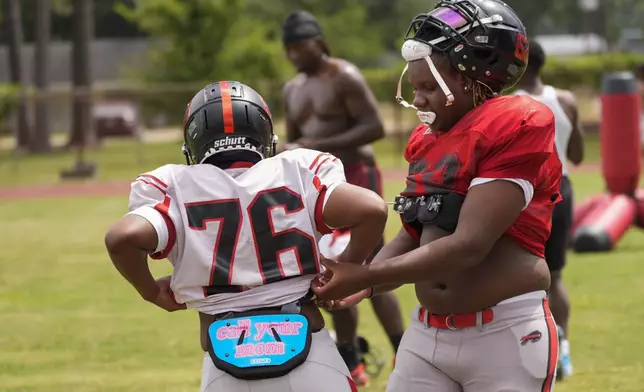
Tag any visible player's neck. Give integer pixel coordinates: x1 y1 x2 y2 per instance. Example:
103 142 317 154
207 155 260 170
225 161 255 169
304 56 330 77
518 77 543 95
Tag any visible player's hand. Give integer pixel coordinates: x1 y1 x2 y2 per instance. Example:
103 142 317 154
311 258 370 301
316 288 371 310
147 275 187 312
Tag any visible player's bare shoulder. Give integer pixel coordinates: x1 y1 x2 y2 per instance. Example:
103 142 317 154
554 88 576 105
554 88 579 115
328 58 367 89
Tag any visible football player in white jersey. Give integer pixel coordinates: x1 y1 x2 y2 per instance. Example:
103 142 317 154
104 81 388 392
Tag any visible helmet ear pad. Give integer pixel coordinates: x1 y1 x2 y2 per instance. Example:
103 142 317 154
268 134 279 158
181 144 193 165
446 36 523 93
447 44 497 90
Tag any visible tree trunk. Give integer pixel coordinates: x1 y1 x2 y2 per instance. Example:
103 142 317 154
67 0 95 147
3 0 31 150
33 0 53 153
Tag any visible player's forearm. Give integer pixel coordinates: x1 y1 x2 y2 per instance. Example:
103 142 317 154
337 213 387 265
109 246 159 301
105 226 159 301
312 121 384 151
324 184 388 264
367 229 419 295
567 131 584 165
365 234 480 288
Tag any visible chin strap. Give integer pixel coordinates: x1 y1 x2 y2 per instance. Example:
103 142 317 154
395 40 456 111
182 144 193 165
395 40 456 126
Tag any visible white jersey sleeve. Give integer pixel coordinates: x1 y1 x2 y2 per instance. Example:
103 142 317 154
283 149 347 235
126 165 181 260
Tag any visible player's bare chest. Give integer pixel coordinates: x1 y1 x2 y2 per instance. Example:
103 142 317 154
286 79 345 122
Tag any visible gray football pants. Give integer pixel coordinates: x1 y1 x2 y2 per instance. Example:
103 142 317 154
201 328 357 392
387 291 559 392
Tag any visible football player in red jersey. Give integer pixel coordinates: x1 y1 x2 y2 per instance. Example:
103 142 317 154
312 0 564 390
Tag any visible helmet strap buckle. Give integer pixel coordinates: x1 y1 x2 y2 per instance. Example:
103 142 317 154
181 144 193 165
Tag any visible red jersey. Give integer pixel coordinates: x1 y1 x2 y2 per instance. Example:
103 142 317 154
401 95 562 258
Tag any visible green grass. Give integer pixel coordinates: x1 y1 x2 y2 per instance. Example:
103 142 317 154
0 137 413 188
1 168 644 391
0 131 601 189
0 138 184 187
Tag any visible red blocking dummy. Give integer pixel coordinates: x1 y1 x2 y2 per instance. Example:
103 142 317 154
568 194 606 248
572 194 636 252
633 189 644 228
600 72 642 195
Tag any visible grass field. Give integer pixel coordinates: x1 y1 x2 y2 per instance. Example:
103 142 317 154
1 135 644 391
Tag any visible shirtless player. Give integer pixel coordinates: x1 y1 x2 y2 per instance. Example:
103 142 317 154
280 10 405 386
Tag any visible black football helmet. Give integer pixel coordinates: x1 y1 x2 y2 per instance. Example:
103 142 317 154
182 81 277 165
404 0 529 92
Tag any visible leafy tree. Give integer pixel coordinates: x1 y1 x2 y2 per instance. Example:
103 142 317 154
116 0 290 83
243 0 385 67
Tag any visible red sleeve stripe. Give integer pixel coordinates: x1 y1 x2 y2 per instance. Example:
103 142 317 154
219 81 235 134
314 157 333 175
135 178 167 195
139 174 168 189
312 175 324 192
150 195 177 260
308 152 333 172
314 187 332 235
308 152 325 170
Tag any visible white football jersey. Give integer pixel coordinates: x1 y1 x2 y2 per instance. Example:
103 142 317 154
318 230 351 259
127 149 345 315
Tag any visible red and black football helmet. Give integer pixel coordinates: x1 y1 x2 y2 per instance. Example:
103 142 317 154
182 81 277 165
404 0 529 92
